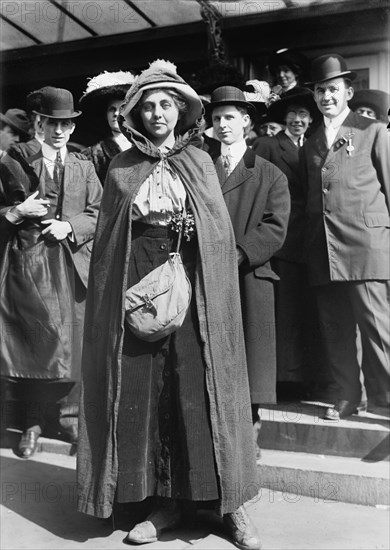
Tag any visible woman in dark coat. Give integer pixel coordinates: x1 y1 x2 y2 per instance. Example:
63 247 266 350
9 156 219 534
80 71 135 185
77 60 261 550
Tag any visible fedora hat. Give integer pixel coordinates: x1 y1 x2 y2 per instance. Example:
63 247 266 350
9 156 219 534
79 71 135 110
268 87 319 124
205 86 257 119
33 87 81 119
306 54 356 85
0 108 30 138
349 89 389 123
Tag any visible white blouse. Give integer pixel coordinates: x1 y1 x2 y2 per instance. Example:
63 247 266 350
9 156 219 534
132 158 186 226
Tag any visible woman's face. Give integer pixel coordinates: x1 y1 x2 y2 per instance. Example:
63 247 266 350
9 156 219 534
139 90 179 145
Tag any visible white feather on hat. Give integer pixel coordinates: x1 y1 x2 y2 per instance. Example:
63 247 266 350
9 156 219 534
80 71 135 104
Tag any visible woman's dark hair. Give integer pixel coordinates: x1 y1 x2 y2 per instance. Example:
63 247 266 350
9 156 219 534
132 87 189 135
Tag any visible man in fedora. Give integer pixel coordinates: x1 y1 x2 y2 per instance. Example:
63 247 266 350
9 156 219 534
0 87 102 457
301 53 390 420
0 108 30 158
205 85 290 440
252 87 332 400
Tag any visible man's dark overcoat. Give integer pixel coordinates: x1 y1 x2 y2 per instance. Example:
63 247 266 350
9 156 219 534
0 152 102 380
300 111 390 286
208 144 290 403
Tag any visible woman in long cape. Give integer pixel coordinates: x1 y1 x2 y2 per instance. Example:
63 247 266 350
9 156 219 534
77 60 260 550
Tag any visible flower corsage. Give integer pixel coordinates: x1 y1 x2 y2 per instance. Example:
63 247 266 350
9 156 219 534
170 208 196 241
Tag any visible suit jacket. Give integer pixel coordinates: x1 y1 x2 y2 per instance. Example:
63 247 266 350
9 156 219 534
0 150 102 287
252 132 305 262
9 137 42 159
300 111 390 286
208 144 290 403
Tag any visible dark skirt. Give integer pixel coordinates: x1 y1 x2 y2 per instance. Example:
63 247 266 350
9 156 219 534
116 223 220 504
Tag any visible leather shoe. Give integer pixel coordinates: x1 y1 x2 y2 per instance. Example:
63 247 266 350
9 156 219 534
125 500 181 544
18 430 40 459
324 400 359 421
223 505 261 550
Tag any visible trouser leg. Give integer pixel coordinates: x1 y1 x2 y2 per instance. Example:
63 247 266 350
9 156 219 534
348 281 390 405
315 283 361 403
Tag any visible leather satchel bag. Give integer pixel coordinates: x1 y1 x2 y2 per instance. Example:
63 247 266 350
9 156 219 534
125 227 192 342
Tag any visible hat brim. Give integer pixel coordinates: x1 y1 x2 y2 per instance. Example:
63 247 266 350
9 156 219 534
79 84 131 107
305 70 357 85
348 89 389 122
0 113 30 137
122 81 203 133
205 99 257 120
268 90 319 123
33 110 82 119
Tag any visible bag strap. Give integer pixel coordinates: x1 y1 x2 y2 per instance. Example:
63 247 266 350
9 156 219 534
174 206 186 253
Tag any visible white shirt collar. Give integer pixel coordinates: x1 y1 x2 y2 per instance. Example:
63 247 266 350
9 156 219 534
42 142 67 163
221 139 247 161
285 128 304 146
324 106 350 129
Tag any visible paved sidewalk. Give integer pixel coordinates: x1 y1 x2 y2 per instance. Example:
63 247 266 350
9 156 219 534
1 448 389 550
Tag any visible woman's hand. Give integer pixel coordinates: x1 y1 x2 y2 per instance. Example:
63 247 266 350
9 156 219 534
14 190 50 218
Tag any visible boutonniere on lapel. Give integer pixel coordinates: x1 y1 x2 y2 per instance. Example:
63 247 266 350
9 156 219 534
334 132 355 155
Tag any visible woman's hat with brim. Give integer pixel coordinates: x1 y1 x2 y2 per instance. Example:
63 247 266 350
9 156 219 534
268 87 319 123
79 71 136 109
349 89 389 123
205 86 257 119
0 108 30 138
305 54 356 85
120 59 203 134
33 87 81 119
268 49 309 78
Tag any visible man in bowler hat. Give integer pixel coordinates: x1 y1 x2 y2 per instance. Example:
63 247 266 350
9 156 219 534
0 109 30 158
0 87 102 457
300 54 390 420
205 86 290 433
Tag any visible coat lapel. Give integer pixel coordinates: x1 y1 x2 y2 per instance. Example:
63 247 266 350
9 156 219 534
220 147 254 194
278 133 299 173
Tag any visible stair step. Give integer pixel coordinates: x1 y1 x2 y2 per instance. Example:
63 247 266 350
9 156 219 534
258 402 390 461
257 449 389 507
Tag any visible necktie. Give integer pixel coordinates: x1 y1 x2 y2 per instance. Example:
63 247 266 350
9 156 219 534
53 151 64 186
325 120 335 149
223 149 233 177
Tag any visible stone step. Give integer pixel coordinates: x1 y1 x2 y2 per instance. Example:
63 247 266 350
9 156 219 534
257 448 389 507
258 402 390 461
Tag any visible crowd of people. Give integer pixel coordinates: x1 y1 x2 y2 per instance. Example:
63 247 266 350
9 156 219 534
0 50 389 550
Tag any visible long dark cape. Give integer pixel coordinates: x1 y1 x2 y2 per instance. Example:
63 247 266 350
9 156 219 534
77 129 259 517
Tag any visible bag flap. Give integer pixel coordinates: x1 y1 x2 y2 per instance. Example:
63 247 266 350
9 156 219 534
125 254 181 312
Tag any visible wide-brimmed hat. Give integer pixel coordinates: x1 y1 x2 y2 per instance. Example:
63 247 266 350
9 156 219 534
268 49 309 79
33 87 81 119
243 80 269 120
349 89 389 123
205 86 257 119
79 71 135 109
268 87 319 123
121 59 203 134
0 108 30 137
306 54 356 85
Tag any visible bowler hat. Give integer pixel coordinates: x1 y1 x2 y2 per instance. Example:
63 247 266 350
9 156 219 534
349 89 389 123
33 87 81 119
26 86 57 114
205 86 257 119
268 87 319 124
306 54 356 85
0 108 30 137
